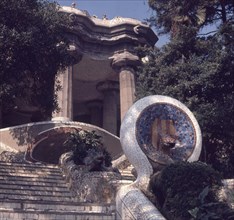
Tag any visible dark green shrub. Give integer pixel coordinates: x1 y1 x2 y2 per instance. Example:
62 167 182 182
63 129 112 168
149 161 233 220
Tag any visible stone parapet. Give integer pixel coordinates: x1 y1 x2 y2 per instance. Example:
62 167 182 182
116 185 166 220
0 121 122 159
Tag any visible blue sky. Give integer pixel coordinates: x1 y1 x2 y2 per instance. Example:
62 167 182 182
57 0 168 46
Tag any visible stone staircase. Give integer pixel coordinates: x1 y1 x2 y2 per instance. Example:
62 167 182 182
0 161 115 220
118 165 136 185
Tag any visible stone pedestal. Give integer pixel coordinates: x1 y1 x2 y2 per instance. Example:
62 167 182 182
111 51 140 121
52 67 73 121
97 81 119 135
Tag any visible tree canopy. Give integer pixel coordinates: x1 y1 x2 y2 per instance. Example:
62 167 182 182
0 0 75 120
136 0 234 177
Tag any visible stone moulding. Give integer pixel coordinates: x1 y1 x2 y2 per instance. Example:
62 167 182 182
60 6 158 47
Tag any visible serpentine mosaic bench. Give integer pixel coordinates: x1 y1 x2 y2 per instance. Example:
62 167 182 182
116 95 202 219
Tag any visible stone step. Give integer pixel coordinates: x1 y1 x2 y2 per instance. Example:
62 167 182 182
0 161 59 168
0 161 60 172
0 178 68 187
0 182 69 192
0 168 62 176
0 175 67 184
0 193 77 203
119 165 136 184
0 166 61 176
0 208 115 220
0 200 115 213
0 188 73 197
111 179 134 186
121 175 135 181
0 170 65 179
0 160 117 219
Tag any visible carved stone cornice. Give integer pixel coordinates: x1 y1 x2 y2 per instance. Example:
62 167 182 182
60 7 158 48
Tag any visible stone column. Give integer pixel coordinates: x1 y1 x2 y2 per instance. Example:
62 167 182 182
111 51 141 121
0 104 2 128
52 66 73 121
97 81 119 135
87 100 103 127
52 42 82 122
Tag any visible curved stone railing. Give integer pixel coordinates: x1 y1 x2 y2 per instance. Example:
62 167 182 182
116 185 166 220
0 121 122 160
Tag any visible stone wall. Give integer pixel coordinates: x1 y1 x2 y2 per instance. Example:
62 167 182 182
59 152 121 203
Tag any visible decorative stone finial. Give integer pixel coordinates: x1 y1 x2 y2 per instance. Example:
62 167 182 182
102 14 108 20
71 2 76 8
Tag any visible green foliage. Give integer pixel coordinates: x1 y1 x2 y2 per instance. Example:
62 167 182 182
148 0 234 36
149 162 233 220
63 129 112 168
0 0 75 117
136 0 234 178
188 186 234 220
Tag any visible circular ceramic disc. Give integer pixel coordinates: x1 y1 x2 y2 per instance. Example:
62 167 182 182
120 95 202 166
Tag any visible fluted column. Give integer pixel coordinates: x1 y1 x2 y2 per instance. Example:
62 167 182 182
111 51 141 121
97 81 119 135
52 66 73 121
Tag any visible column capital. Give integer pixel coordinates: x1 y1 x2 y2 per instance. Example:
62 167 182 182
68 43 83 63
110 51 141 71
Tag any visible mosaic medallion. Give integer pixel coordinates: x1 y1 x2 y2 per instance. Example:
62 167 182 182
120 95 202 170
136 103 196 164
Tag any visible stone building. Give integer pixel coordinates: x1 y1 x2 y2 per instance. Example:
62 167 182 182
1 6 158 136
53 7 158 135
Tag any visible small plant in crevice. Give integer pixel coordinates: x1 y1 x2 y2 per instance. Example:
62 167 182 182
63 129 112 171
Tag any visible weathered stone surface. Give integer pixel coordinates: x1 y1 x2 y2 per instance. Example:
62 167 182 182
60 152 121 203
0 156 116 219
111 51 141 70
0 151 25 163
